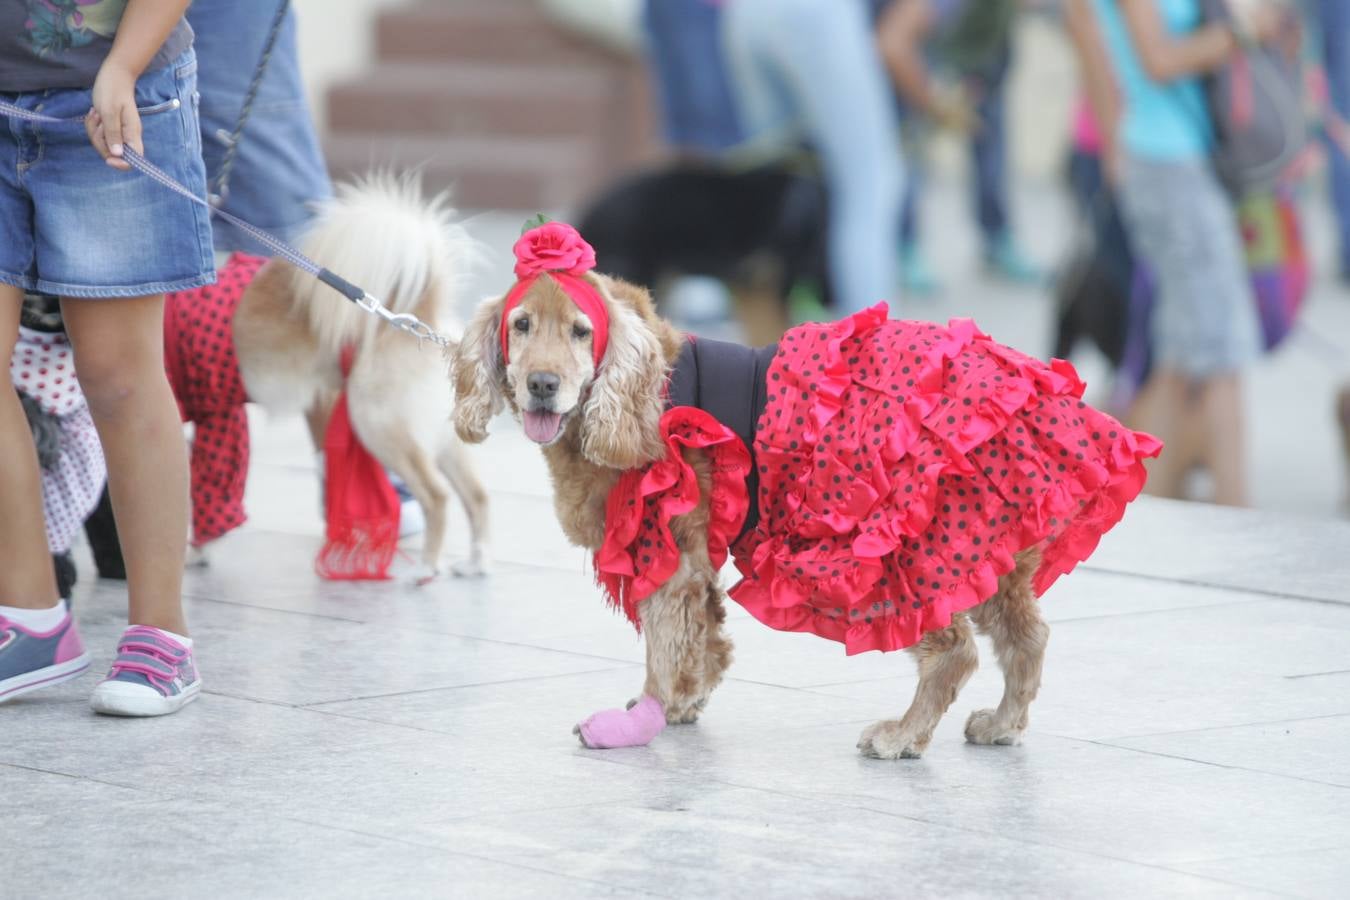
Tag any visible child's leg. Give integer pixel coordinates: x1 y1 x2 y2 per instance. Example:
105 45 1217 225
1198 373 1248 507
0 286 61 608
60 294 189 636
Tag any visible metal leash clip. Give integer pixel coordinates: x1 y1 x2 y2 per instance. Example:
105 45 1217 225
355 292 455 350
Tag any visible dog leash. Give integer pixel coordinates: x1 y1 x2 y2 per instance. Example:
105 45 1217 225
0 98 454 350
208 0 292 207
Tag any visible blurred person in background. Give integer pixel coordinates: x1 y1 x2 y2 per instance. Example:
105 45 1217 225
644 0 744 158
189 0 331 250
1309 3 1350 499
876 0 1043 296
721 0 904 316
1310 0 1350 282
1071 0 1285 505
638 0 745 330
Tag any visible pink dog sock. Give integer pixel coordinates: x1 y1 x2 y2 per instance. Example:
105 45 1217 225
574 695 667 749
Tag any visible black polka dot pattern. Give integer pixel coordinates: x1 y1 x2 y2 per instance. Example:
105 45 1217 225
595 406 753 629
717 306 1161 655
164 253 262 546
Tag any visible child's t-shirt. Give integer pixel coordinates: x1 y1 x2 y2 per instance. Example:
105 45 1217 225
0 0 192 93
1090 0 1212 161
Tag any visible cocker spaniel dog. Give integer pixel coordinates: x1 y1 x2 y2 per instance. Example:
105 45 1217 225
451 222 1160 758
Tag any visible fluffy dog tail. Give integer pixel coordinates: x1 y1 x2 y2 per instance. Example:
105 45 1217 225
288 171 474 357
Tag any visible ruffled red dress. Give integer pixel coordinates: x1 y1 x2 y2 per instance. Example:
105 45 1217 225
596 305 1162 655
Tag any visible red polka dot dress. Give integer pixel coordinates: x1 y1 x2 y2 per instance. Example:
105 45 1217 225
596 305 1162 654
163 253 265 547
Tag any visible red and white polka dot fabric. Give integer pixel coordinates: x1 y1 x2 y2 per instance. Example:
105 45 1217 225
11 326 106 554
10 326 81 417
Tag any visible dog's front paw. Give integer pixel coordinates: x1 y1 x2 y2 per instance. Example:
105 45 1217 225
857 719 926 759
574 695 667 749
964 708 1024 746
665 705 702 725
628 695 701 725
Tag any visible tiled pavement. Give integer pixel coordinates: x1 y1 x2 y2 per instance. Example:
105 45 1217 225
6 188 1350 898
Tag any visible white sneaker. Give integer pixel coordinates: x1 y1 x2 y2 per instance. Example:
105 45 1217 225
89 626 201 717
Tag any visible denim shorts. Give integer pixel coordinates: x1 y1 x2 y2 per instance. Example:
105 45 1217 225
0 49 215 298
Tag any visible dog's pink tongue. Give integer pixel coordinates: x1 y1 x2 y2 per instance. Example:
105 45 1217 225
523 410 563 443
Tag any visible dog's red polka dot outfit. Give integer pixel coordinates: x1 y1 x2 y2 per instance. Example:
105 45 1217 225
597 304 1162 654
163 253 264 547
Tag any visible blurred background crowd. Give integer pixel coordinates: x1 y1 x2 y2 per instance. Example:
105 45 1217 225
25 0 1350 529
298 0 1350 518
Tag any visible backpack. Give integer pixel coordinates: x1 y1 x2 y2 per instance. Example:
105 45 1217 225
1199 0 1306 192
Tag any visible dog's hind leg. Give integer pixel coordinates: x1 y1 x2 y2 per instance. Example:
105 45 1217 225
857 615 979 759
437 435 489 577
965 549 1049 747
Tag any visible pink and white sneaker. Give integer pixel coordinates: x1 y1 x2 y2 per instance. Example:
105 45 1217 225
89 626 201 717
0 608 91 703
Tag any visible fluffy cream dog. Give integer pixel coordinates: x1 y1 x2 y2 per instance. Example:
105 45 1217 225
173 174 488 578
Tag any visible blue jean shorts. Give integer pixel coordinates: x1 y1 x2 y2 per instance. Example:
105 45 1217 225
0 49 215 298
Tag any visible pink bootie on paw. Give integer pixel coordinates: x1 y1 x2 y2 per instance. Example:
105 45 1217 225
574 694 666 749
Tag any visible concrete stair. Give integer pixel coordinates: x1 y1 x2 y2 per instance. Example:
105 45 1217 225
324 0 657 211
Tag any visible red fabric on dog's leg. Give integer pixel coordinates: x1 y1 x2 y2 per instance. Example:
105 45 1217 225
189 406 249 547
594 406 751 628
163 253 264 548
315 387 400 581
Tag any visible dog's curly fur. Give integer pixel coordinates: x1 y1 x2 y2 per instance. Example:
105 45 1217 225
453 274 1050 757
230 173 490 578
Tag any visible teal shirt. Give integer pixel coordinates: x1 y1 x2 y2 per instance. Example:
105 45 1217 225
1091 0 1212 161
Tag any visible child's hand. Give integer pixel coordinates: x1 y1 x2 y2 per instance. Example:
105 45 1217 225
930 85 980 136
86 60 142 171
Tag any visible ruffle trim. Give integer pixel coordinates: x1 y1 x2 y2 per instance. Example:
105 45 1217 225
595 406 752 629
729 303 1163 655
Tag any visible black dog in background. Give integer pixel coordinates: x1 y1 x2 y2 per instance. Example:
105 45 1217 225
1052 155 1136 369
576 162 831 335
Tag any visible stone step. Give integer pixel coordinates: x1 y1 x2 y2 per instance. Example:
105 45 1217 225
324 133 601 211
327 62 616 140
375 0 610 67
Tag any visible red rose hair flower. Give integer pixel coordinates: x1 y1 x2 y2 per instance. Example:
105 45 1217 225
501 222 609 370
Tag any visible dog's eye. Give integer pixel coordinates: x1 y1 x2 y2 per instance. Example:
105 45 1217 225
514 317 530 334
572 323 592 340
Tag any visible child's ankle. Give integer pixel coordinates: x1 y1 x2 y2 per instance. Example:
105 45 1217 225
0 599 69 631
126 622 192 648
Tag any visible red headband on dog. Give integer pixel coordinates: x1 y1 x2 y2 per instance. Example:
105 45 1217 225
500 222 609 370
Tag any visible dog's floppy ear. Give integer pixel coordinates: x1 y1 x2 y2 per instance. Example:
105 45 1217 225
580 276 668 470
452 295 507 443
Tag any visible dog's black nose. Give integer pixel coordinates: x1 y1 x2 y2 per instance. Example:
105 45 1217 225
527 372 561 401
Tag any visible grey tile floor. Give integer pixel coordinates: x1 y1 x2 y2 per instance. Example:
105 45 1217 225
8 184 1350 898
10 431 1350 899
